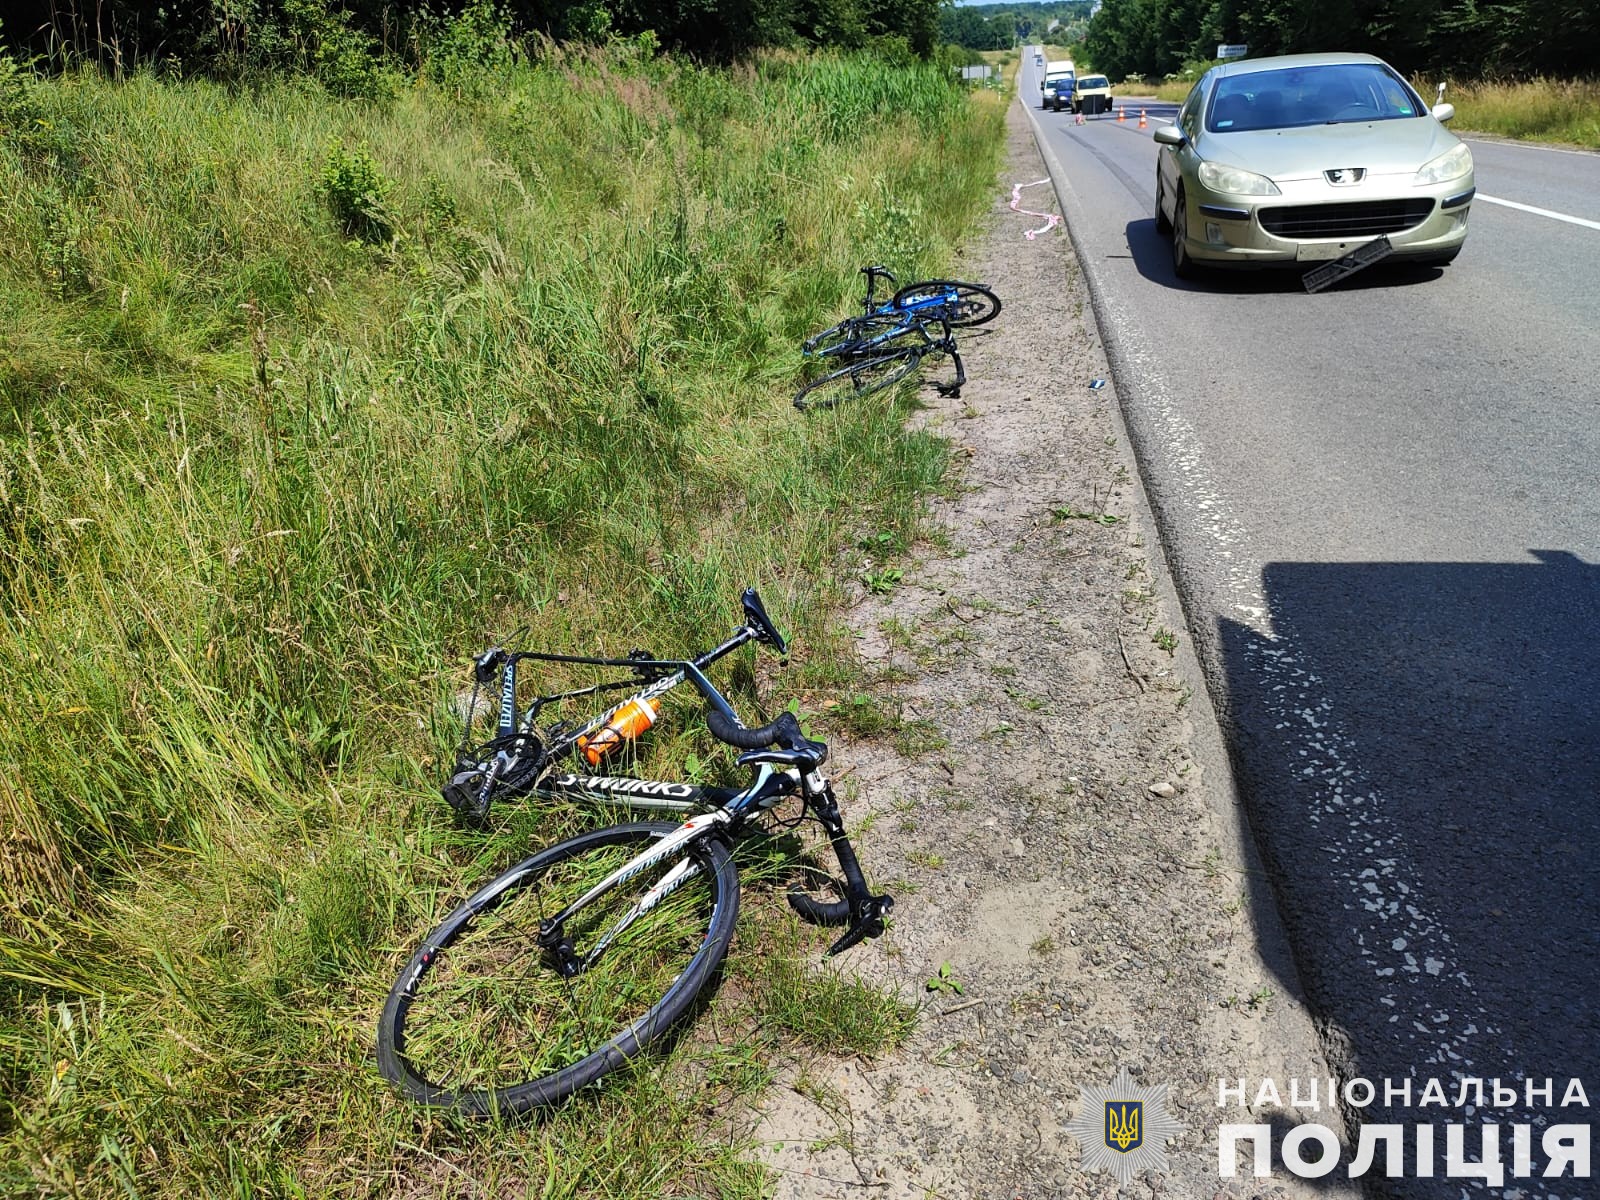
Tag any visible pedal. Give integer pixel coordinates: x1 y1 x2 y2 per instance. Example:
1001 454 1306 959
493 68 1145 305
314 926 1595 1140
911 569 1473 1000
442 761 493 828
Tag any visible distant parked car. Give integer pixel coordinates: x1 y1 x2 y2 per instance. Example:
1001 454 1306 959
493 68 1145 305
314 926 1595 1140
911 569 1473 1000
1073 74 1112 115
1153 52 1473 279
1043 71 1074 111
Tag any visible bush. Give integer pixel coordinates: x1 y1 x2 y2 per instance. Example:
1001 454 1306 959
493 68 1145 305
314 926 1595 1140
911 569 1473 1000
318 141 395 243
252 0 393 99
0 46 39 141
421 0 517 94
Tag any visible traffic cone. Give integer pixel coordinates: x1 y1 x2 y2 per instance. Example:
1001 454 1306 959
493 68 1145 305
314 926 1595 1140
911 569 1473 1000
1138 108 1148 129
1117 107 1126 123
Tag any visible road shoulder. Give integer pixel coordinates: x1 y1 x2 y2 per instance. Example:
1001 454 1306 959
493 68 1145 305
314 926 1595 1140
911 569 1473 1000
744 97 1357 1199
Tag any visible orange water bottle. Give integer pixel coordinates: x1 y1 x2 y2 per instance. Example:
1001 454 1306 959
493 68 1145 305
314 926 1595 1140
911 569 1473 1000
579 697 661 766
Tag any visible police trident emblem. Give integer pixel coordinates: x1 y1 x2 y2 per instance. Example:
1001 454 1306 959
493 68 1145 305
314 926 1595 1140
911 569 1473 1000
1066 1066 1185 1184
1106 1100 1142 1152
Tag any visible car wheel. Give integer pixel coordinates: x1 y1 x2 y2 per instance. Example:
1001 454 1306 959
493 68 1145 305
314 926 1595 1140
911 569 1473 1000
1172 187 1198 280
1154 171 1172 235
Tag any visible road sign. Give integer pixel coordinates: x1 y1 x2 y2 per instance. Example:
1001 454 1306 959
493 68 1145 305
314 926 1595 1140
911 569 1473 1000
1217 44 1249 59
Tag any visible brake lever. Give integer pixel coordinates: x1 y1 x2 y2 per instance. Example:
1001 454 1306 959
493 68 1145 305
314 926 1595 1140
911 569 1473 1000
824 893 893 957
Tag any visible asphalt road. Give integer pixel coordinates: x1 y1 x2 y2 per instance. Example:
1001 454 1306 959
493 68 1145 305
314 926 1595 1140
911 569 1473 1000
1020 52 1600 1196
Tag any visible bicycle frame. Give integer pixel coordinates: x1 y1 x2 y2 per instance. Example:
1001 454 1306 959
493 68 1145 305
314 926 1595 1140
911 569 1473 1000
828 308 950 360
859 266 963 321
522 648 888 966
448 590 787 822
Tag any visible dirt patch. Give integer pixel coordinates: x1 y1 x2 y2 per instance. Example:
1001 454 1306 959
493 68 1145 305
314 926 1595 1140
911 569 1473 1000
742 101 1359 1199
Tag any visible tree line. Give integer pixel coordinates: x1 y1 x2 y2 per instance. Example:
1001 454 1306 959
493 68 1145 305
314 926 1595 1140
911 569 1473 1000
1086 0 1600 83
0 0 944 75
939 1 1092 52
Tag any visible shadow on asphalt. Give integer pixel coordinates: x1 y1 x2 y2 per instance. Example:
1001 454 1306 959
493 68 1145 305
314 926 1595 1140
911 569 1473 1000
1123 218 1449 294
1219 550 1600 1195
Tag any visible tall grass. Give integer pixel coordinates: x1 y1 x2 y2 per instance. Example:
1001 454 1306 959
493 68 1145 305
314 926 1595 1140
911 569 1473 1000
0 41 1002 1197
1430 76 1600 146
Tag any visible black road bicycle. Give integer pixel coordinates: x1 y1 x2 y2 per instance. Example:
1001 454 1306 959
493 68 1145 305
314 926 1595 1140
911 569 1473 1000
794 313 966 410
377 590 893 1115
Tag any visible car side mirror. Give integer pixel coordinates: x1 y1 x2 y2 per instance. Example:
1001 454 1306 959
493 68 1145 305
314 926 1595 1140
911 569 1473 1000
1431 103 1455 123
1153 124 1185 146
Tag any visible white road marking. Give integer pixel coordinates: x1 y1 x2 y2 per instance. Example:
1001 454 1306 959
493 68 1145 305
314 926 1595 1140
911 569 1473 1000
1476 193 1600 231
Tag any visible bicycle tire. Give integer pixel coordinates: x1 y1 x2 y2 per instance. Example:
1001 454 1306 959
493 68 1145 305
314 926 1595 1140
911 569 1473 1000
377 821 739 1116
793 347 923 411
891 280 1001 328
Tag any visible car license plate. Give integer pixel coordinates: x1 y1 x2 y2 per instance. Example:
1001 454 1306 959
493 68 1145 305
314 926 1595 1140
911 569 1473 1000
1302 236 1394 293
1295 243 1352 261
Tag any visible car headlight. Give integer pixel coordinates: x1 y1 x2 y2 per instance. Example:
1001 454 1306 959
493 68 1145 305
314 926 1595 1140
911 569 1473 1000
1413 143 1472 185
1196 161 1281 196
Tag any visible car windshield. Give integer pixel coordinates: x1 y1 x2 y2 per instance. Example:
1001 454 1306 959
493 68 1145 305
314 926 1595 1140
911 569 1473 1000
1079 76 1108 89
1206 63 1423 133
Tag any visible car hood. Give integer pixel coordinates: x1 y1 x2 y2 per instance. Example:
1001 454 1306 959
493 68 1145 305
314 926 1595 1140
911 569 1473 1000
1197 120 1460 181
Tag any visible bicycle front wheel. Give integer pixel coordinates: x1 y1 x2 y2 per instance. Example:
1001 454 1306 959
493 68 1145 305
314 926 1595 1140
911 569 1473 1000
793 347 923 411
892 280 1001 327
377 821 739 1115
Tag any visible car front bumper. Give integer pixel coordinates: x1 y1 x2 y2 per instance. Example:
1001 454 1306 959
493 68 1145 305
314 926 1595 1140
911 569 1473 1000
1179 172 1474 266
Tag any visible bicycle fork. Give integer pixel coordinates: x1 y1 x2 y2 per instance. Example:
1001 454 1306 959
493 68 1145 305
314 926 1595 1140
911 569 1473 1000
803 774 894 956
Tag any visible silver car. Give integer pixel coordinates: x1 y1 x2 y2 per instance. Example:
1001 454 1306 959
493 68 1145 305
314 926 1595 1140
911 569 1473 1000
1153 53 1473 279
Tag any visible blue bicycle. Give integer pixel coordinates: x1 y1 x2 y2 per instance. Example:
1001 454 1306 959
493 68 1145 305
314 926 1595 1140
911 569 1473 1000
802 265 1001 361
794 315 966 410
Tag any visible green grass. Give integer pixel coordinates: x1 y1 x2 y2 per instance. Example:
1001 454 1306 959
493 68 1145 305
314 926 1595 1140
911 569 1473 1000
0 40 1003 1197
1428 76 1600 147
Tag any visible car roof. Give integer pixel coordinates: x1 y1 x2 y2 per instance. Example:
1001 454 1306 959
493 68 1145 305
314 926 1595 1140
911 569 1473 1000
1215 51 1388 79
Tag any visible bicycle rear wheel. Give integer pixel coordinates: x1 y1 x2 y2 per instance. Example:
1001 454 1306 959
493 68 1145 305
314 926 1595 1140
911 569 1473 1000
892 280 1001 327
377 821 739 1115
793 347 923 411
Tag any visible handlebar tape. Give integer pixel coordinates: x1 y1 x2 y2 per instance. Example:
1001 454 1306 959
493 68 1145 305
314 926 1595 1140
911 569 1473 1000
705 707 804 751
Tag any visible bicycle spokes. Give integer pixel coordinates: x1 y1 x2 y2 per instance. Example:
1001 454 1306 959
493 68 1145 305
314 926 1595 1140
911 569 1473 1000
396 839 718 1097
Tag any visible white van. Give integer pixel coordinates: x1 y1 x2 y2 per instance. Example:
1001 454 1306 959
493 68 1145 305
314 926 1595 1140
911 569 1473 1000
1041 60 1076 111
